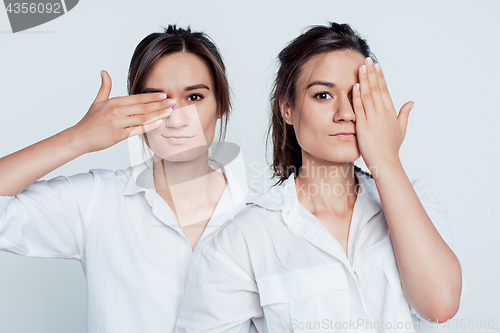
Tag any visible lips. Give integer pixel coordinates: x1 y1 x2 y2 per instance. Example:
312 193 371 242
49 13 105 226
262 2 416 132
331 132 356 140
333 132 356 136
161 135 194 145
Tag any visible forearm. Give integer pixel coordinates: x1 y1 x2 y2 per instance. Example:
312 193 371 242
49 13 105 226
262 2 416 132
0 126 87 196
370 160 462 322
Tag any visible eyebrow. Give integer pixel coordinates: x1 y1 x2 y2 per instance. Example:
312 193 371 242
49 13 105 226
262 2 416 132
142 84 210 94
185 84 210 91
306 80 335 89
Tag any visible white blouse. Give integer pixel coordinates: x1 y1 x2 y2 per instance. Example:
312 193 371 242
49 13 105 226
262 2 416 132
175 170 467 333
0 153 254 333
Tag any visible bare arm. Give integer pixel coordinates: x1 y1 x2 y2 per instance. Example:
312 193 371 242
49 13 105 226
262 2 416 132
372 160 461 322
352 57 462 322
0 127 85 196
0 70 173 196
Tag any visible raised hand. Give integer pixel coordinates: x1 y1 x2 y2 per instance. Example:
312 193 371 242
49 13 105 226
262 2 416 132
352 57 414 172
72 70 175 153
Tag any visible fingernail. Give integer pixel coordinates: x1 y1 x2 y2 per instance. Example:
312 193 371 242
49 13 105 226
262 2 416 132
164 107 173 114
158 93 167 100
155 119 163 125
366 57 373 66
167 99 176 106
361 65 366 74
355 83 360 91
374 63 381 72
100 70 103 80
410 102 415 110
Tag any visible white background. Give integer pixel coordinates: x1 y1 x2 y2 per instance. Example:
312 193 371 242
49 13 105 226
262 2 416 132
1 0 499 332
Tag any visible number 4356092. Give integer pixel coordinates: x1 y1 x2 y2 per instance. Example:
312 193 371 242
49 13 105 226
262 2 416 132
439 319 498 330
5 3 61 14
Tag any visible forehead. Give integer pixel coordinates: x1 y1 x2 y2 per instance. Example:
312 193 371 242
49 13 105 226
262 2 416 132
298 50 365 89
144 52 213 89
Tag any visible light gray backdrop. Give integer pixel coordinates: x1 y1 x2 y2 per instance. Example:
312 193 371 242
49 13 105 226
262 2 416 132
1 0 499 332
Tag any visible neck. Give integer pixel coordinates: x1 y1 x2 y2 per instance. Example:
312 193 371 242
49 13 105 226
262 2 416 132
295 151 358 214
151 150 227 230
152 151 213 197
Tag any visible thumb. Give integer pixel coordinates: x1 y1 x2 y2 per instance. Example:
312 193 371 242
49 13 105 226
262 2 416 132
93 70 112 104
398 101 414 138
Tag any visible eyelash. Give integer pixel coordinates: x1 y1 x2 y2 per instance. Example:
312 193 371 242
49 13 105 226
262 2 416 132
313 92 354 104
187 93 204 102
314 91 332 100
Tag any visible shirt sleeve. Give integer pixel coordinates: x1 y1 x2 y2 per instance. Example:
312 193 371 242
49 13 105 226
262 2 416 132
409 179 468 321
175 222 264 333
0 172 96 260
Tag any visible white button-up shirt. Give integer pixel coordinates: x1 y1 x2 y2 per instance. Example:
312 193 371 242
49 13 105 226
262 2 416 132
0 153 254 333
176 170 467 333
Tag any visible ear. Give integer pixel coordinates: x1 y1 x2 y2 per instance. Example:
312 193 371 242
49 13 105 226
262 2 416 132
279 96 293 125
216 105 223 120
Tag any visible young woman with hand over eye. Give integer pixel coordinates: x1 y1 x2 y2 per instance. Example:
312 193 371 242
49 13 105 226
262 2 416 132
175 23 466 333
0 26 256 333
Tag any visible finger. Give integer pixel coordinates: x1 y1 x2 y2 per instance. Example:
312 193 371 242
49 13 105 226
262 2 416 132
352 83 366 122
121 99 174 117
127 119 163 137
93 70 112 104
122 107 173 127
114 93 171 106
373 63 396 113
365 57 385 111
358 64 376 117
397 101 415 138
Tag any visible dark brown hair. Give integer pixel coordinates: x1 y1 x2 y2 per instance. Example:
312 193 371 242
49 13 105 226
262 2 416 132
268 22 374 184
127 25 230 161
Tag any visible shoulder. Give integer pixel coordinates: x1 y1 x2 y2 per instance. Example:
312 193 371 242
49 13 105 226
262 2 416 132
358 171 441 207
219 204 276 237
86 166 134 192
206 203 279 252
87 166 133 181
195 204 275 273
409 178 443 206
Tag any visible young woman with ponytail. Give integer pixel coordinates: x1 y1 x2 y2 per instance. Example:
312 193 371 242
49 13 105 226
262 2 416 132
176 22 466 333
0 25 254 333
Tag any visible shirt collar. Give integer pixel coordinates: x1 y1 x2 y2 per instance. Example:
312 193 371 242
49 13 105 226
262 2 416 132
253 169 383 213
121 157 154 196
253 169 383 267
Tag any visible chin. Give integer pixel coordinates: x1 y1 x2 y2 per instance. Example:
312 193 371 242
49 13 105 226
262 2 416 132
314 148 360 164
155 146 209 163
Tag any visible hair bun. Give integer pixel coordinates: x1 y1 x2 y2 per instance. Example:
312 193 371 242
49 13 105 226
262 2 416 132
164 24 192 36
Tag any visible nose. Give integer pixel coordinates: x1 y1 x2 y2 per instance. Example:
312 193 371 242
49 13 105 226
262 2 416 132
332 93 355 123
165 105 189 129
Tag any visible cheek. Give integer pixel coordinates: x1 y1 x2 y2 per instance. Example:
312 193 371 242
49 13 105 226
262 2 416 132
292 103 327 141
291 102 360 162
199 100 219 140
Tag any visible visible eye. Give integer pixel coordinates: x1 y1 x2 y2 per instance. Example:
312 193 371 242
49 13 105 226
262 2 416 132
314 92 332 100
187 93 204 102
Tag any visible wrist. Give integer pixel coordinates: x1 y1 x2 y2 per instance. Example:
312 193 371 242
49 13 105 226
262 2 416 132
64 125 89 156
367 157 403 180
